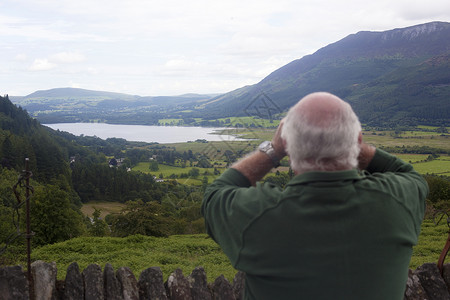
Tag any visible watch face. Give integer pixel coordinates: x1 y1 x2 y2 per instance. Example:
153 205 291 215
259 141 271 151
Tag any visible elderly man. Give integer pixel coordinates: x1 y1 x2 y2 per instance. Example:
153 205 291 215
202 92 428 300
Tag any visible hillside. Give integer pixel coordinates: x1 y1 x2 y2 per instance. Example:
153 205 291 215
199 21 450 127
11 88 217 125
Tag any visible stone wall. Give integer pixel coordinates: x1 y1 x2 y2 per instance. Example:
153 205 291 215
2 261 450 299
0 260 245 300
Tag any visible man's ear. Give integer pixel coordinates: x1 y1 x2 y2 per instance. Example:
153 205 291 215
358 132 363 145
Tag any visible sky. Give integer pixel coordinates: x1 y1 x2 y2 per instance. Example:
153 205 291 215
1 0 449 97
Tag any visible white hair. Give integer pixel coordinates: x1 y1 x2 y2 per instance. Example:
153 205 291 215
281 95 362 173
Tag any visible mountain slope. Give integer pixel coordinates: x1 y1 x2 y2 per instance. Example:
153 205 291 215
199 21 450 126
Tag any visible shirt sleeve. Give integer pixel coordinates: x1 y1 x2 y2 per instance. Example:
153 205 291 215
365 149 429 235
201 168 280 266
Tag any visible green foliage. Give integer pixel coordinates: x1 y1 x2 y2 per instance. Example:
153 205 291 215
188 168 200 178
88 208 109 237
72 162 158 203
425 175 450 210
110 200 179 237
149 159 159 171
410 219 449 269
30 185 86 246
31 234 236 282
27 218 450 282
0 167 35 264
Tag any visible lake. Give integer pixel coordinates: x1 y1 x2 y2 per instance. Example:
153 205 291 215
44 123 244 143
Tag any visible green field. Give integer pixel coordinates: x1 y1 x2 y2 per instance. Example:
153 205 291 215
394 154 429 163
133 162 221 185
413 157 450 175
393 154 450 175
216 116 280 128
80 202 126 219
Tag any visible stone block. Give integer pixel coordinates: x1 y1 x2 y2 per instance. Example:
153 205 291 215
117 266 139 300
211 275 236 300
104 263 122 300
63 262 84 300
83 264 104 300
188 266 212 300
232 272 245 300
166 268 192 300
138 267 168 300
32 260 57 300
0 265 29 300
415 263 450 300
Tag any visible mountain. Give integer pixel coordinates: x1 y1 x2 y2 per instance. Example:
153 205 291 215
9 21 450 127
199 21 450 127
11 88 217 125
25 87 140 100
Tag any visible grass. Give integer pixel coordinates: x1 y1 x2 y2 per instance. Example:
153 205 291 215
31 234 237 282
410 219 449 269
216 117 280 128
80 202 126 219
392 154 450 175
394 154 429 163
363 133 450 152
413 157 450 175
133 162 221 185
158 119 184 126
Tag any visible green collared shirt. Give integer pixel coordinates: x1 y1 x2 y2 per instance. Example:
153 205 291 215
202 149 428 300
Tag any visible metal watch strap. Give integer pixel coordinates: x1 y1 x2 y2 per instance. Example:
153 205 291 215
258 141 281 167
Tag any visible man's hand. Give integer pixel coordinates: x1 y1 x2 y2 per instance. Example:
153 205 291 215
231 120 287 186
358 141 376 170
271 118 287 160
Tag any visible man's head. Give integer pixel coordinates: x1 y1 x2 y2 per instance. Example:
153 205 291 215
281 92 362 174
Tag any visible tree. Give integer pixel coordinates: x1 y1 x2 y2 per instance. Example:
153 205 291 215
197 158 212 168
88 208 109 237
111 200 176 237
188 168 200 178
149 160 159 171
30 185 86 245
425 175 450 209
202 176 209 192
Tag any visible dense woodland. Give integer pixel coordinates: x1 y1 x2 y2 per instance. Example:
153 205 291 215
1 94 449 266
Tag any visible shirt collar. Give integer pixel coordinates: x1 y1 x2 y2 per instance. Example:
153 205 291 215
286 169 362 186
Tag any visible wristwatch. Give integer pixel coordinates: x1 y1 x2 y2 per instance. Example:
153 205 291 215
258 141 281 167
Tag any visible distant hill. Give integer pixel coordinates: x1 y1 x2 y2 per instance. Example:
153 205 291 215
26 87 140 100
11 88 217 125
199 21 450 127
9 21 450 127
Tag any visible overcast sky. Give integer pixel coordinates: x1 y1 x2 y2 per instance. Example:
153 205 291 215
1 0 449 97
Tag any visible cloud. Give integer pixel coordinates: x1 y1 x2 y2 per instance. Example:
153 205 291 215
29 59 57 71
384 0 449 21
27 51 86 72
14 54 28 61
51 52 85 63
2 0 449 96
